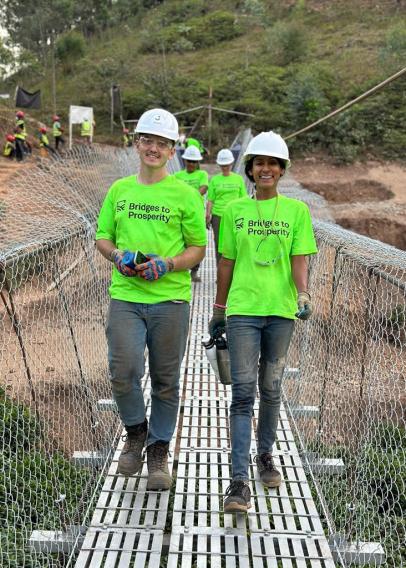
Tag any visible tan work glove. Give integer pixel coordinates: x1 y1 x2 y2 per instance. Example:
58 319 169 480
296 291 312 320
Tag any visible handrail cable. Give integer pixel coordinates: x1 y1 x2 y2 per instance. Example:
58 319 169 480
285 66 406 140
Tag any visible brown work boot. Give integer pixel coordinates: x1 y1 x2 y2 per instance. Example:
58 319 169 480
146 441 171 490
224 480 251 513
254 453 282 487
117 420 148 476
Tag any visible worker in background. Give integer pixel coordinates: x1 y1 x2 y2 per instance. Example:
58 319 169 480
175 145 209 282
81 117 92 146
52 115 65 151
14 126 26 162
122 128 132 148
3 135 16 159
95 108 206 491
206 148 247 264
186 135 208 156
15 110 32 155
38 127 56 156
208 132 317 513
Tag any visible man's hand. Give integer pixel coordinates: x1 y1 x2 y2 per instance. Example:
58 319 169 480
111 249 138 277
296 291 312 320
208 305 226 337
137 254 168 281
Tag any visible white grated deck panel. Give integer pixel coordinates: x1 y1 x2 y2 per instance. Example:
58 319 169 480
75 237 335 567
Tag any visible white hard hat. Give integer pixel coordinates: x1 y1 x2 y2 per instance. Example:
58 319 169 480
216 148 234 166
182 145 203 161
135 108 179 141
243 131 290 167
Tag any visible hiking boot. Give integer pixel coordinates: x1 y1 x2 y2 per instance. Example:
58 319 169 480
117 420 147 476
146 441 171 490
191 269 201 283
224 480 251 513
254 453 281 487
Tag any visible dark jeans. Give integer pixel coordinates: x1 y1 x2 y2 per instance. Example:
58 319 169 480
15 139 24 161
106 299 190 446
227 315 295 480
55 136 65 151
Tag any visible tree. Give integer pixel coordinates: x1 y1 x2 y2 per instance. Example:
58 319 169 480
0 39 14 80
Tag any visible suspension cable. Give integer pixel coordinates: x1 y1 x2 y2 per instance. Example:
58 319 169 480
285 66 406 140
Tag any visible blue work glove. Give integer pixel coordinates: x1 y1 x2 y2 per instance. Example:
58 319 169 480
295 291 312 320
208 305 226 337
137 254 168 281
111 249 138 277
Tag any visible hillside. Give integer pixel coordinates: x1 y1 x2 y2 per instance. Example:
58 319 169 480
1 0 406 160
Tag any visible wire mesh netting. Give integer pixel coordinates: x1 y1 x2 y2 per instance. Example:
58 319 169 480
0 138 404 567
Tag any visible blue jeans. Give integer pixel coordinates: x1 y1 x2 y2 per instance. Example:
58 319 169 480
227 316 294 481
106 299 190 446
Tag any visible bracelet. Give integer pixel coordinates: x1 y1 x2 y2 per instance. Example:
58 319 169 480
167 257 175 272
214 303 227 309
110 248 120 262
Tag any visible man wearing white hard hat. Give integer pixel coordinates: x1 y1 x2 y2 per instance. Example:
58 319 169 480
96 108 207 490
206 148 247 264
208 131 317 513
175 145 209 282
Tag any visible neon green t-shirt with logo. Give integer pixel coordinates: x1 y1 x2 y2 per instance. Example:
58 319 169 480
207 172 247 216
96 174 207 304
174 169 208 200
220 195 318 318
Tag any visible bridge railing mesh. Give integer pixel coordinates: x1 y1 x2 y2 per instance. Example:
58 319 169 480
0 139 404 567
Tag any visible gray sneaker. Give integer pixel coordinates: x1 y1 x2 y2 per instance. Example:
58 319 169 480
117 421 147 476
224 480 251 513
146 441 171 490
254 453 282 487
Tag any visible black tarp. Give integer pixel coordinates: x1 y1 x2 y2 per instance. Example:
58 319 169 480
15 87 41 109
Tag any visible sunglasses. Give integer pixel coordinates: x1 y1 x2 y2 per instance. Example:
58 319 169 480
138 136 173 150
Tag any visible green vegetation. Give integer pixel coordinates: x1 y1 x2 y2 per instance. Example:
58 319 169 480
0 388 92 567
309 423 406 567
1 0 405 161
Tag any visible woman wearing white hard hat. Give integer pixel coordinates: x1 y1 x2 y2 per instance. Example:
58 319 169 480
208 131 317 513
206 148 247 264
96 108 206 491
175 145 209 282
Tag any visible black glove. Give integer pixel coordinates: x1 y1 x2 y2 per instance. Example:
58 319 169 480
208 305 226 337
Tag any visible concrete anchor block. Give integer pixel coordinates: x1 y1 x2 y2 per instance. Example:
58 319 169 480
97 398 117 411
330 535 385 566
290 405 320 419
29 525 86 554
72 451 105 467
305 453 345 475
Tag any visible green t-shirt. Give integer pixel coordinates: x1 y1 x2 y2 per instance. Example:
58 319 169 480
207 172 247 216
96 174 207 304
174 169 208 200
220 195 318 318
